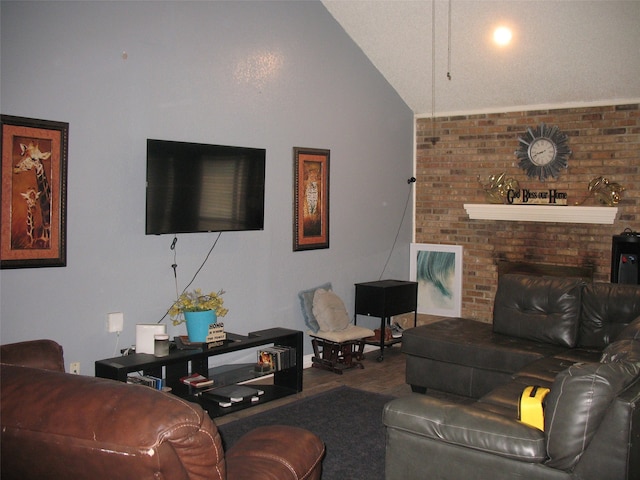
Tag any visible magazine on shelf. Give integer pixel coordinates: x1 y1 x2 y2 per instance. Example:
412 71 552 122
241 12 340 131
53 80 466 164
202 390 262 408
201 384 265 403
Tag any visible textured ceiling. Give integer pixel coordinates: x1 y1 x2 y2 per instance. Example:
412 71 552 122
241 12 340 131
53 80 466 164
322 1 640 116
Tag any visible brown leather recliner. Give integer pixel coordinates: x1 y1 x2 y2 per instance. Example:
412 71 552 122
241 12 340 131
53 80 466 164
0 340 325 480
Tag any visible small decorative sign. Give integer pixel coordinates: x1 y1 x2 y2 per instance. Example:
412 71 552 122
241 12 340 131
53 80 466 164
506 189 568 205
206 323 226 343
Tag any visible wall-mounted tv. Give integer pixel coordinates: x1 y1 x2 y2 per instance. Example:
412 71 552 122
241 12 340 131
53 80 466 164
146 139 266 235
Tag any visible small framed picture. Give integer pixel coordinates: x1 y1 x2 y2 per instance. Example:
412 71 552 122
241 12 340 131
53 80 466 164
293 147 329 251
1 115 68 268
410 243 463 317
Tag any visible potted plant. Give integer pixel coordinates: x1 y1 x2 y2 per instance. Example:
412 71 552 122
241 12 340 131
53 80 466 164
169 289 228 342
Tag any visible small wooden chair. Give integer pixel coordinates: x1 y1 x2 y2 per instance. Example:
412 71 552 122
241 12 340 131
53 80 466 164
309 331 370 374
299 284 374 374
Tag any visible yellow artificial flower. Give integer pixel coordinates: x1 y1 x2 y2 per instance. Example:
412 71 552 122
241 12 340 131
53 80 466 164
169 289 228 326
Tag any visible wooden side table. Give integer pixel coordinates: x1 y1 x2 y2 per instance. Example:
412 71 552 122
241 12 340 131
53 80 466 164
354 280 418 361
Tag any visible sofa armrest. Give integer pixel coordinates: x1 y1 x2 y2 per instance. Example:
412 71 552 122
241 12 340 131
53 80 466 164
383 394 546 462
0 339 65 372
1 364 226 480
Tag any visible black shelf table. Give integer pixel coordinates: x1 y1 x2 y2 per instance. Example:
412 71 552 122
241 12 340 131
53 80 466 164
354 280 418 361
95 327 303 418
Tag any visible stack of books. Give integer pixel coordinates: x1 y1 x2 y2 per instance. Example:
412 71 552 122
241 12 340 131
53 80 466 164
256 345 296 373
201 384 265 408
180 373 214 388
127 373 164 390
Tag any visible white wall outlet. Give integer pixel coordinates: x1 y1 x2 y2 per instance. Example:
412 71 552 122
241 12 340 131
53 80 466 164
107 312 124 333
70 362 80 375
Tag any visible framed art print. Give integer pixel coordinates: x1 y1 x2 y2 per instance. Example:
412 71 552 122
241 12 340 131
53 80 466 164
410 243 463 317
1 115 68 269
293 147 329 251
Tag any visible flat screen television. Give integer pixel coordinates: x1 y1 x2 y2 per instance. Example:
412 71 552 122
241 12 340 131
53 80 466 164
146 139 266 235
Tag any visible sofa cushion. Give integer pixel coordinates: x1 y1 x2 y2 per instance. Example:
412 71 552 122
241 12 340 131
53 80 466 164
550 348 604 364
477 376 544 415
614 315 640 342
600 339 640 364
403 318 564 374
514 357 583 385
544 361 640 470
383 395 547 463
578 283 640 348
493 274 584 348
514 349 602 384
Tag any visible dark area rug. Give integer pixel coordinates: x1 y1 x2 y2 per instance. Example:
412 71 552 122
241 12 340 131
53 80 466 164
217 386 396 480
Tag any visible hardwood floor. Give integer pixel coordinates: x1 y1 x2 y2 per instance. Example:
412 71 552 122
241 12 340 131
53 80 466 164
214 344 411 426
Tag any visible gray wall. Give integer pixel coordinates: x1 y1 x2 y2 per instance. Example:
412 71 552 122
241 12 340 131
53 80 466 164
0 1 414 373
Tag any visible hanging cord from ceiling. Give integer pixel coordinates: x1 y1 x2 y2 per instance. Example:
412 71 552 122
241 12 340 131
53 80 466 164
379 178 416 280
429 1 452 145
429 0 439 146
447 0 452 80
157 232 222 323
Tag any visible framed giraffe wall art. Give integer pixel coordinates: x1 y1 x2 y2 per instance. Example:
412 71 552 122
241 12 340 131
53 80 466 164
1 115 68 269
293 147 329 251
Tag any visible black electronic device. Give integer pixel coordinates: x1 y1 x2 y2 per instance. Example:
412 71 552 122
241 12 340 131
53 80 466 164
618 254 638 284
611 229 640 285
146 139 266 235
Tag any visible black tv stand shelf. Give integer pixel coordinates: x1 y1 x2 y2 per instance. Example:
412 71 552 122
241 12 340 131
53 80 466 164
95 327 302 418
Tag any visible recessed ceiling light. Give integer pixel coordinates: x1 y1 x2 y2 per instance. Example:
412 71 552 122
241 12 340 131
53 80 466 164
493 26 512 46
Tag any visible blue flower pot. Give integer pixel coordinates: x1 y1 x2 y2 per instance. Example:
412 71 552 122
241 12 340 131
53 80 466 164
184 310 217 342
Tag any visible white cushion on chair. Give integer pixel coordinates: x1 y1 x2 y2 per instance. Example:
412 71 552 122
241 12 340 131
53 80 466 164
312 288 351 331
298 282 332 333
310 325 375 343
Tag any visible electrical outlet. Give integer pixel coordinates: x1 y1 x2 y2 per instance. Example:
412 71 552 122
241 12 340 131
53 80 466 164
70 362 80 375
107 312 124 333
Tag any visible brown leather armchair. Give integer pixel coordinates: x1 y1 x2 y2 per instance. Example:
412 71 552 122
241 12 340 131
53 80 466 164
1 340 324 480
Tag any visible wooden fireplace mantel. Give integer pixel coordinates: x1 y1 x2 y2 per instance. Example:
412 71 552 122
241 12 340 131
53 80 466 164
463 204 618 224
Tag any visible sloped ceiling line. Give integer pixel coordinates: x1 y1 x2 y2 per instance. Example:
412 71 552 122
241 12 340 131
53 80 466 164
322 1 640 115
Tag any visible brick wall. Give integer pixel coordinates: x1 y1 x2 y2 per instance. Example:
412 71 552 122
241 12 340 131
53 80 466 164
415 103 640 323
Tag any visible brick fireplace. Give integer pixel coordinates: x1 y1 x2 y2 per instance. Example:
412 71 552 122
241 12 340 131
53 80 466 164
414 103 639 323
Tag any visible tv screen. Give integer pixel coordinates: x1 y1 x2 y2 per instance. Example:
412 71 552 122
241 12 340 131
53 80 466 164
146 139 266 235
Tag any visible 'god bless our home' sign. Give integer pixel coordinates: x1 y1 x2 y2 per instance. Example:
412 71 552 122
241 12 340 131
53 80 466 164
506 189 568 205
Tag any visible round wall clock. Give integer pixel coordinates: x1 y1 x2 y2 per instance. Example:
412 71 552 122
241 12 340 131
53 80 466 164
515 123 571 182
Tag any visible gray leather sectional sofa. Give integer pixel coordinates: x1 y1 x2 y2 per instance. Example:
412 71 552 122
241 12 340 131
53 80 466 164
384 274 640 480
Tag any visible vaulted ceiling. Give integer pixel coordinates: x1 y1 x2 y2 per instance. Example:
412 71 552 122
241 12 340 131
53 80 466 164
322 1 640 116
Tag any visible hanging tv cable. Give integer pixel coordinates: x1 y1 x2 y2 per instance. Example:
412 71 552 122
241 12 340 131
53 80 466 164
157 232 222 323
378 178 416 280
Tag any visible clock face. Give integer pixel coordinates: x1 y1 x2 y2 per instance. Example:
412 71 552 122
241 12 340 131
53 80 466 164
528 138 556 166
515 123 571 182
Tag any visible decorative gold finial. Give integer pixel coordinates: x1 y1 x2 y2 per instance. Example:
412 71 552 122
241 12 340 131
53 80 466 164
478 172 520 204
575 176 624 206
